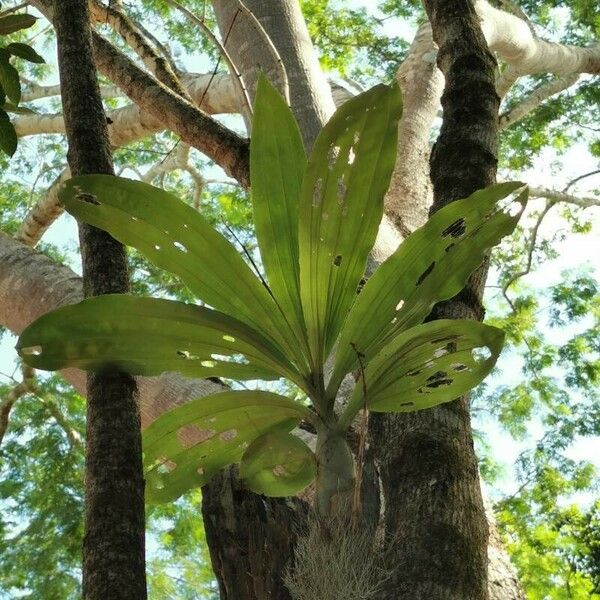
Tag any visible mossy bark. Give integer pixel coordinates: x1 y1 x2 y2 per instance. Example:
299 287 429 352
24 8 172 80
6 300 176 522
373 1 500 599
54 1 146 598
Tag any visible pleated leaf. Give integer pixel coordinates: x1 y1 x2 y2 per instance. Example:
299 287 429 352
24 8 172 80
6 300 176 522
251 75 308 357
58 175 303 368
17 295 299 383
339 320 504 427
299 83 402 366
330 182 527 393
143 390 313 503
240 431 316 497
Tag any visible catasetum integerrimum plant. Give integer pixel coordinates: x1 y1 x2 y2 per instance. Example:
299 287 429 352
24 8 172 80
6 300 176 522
17 76 527 515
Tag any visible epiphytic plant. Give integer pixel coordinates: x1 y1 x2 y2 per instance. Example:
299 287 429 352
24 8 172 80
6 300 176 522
17 77 527 513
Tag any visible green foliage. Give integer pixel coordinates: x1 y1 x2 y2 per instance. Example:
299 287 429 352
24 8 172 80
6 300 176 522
0 12 43 156
302 0 410 81
17 79 524 503
143 390 312 503
240 431 317 497
340 319 505 426
0 375 218 598
0 376 85 599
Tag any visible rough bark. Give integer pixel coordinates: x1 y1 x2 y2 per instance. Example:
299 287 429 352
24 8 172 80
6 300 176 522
53 0 146 597
371 1 500 599
202 468 309 600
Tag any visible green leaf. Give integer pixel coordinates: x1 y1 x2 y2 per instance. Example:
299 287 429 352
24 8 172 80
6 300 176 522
298 83 402 366
0 14 37 35
329 183 527 393
0 108 16 156
0 48 20 104
16 295 301 383
240 431 316 497
6 42 44 63
143 390 313 503
250 75 308 358
339 319 505 427
1 101 34 114
58 175 306 372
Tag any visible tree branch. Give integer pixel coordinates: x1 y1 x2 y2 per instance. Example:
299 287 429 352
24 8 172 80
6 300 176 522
89 0 189 99
0 365 36 446
31 0 251 187
164 0 252 121
528 186 599 208
477 0 600 77
499 73 579 129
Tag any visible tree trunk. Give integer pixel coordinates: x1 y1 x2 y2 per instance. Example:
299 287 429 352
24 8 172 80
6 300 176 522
212 0 335 150
54 1 146 598
202 467 309 600
372 1 500 599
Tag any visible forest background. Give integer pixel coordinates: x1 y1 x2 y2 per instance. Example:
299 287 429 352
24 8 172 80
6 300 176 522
0 0 598 598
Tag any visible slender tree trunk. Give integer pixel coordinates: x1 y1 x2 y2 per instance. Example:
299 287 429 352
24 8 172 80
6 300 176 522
373 1 499 598
54 1 147 598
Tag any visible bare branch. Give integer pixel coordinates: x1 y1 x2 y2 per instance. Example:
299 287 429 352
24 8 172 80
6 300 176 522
499 74 579 129
89 0 190 99
0 365 36 446
478 0 600 78
37 394 83 450
31 0 251 187
564 169 600 192
164 0 252 121
528 185 599 208
14 170 70 246
501 201 555 306
23 81 123 102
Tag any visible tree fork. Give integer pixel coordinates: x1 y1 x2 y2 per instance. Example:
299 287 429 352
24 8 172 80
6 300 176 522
53 0 147 598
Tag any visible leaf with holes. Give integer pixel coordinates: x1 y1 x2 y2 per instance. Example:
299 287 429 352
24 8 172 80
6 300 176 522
251 75 308 357
58 175 306 371
16 295 302 384
339 319 504 427
143 390 314 503
240 431 316 497
329 182 527 393
298 83 402 366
